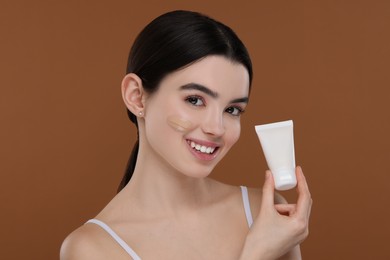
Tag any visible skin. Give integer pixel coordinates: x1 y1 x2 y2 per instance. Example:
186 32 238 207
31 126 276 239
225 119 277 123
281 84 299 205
167 115 193 133
60 56 312 260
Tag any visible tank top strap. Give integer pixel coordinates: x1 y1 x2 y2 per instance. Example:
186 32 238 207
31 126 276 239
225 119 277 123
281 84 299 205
85 219 141 260
240 186 253 228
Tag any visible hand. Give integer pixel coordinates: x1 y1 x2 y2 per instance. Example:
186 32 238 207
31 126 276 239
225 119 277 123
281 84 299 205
243 166 312 260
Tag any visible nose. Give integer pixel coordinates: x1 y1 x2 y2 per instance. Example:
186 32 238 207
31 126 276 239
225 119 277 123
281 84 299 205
201 109 225 137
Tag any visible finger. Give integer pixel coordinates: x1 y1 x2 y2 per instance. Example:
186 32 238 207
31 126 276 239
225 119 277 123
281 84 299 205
261 170 276 209
274 204 297 216
296 166 312 217
306 190 313 219
307 196 313 219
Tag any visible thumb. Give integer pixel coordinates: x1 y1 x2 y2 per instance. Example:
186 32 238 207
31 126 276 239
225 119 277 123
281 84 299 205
261 170 275 209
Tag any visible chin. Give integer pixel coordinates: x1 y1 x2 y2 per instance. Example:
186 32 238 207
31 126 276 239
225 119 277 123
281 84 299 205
177 165 216 179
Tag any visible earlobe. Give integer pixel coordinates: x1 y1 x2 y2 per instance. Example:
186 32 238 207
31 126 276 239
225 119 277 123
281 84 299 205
121 73 146 116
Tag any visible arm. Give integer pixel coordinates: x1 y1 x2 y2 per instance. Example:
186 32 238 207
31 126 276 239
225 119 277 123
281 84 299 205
278 247 302 260
60 226 104 260
239 166 312 260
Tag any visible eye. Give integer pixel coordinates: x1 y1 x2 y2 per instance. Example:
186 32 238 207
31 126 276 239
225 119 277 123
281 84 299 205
225 106 244 116
185 96 205 106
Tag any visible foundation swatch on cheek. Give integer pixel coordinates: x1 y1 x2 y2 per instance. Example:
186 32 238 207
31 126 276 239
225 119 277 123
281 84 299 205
167 115 193 133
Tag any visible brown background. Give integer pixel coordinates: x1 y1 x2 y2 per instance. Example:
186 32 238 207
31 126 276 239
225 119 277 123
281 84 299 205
1 0 389 259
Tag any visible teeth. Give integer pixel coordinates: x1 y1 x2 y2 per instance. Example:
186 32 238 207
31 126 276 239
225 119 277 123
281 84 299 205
189 141 216 154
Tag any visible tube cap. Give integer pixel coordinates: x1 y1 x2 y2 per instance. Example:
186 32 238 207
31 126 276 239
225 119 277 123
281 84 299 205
272 168 297 191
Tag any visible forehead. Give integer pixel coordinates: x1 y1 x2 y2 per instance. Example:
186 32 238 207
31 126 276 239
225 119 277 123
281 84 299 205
158 55 250 97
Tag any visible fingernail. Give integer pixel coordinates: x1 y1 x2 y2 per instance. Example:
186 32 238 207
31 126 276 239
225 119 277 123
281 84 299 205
265 170 271 179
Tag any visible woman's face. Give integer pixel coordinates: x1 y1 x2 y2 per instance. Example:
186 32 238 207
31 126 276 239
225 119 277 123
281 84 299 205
141 55 250 178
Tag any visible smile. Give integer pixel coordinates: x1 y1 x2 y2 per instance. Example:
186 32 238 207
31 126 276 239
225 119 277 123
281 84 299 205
186 140 218 154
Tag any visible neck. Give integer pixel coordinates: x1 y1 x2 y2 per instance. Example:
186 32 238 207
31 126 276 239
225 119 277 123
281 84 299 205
120 148 216 217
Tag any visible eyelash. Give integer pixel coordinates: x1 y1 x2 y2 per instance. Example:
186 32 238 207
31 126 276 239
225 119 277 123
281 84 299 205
185 95 245 117
225 106 245 116
185 95 205 106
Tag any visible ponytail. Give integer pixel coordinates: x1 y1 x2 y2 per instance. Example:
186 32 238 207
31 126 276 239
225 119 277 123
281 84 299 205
117 110 139 192
117 139 139 192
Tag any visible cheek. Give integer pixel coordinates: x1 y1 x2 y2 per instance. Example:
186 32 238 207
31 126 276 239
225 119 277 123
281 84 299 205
227 121 241 145
165 103 203 134
167 115 194 133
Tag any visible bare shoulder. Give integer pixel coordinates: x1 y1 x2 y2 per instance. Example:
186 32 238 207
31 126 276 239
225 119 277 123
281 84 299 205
274 190 288 204
246 186 288 218
245 187 262 218
60 223 107 260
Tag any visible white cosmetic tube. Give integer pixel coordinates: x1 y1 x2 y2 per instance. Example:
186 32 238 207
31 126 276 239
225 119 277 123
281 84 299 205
255 120 297 191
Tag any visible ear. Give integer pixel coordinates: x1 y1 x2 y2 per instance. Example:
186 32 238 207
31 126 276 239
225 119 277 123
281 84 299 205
121 73 146 115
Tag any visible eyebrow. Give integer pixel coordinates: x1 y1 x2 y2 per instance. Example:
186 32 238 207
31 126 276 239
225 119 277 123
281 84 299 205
230 97 249 104
180 83 218 98
179 83 249 104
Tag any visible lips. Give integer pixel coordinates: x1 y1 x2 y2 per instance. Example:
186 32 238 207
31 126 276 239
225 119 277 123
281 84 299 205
189 141 216 154
186 139 220 160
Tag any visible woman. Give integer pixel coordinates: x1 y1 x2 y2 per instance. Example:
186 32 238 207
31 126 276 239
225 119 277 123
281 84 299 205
61 10 312 260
